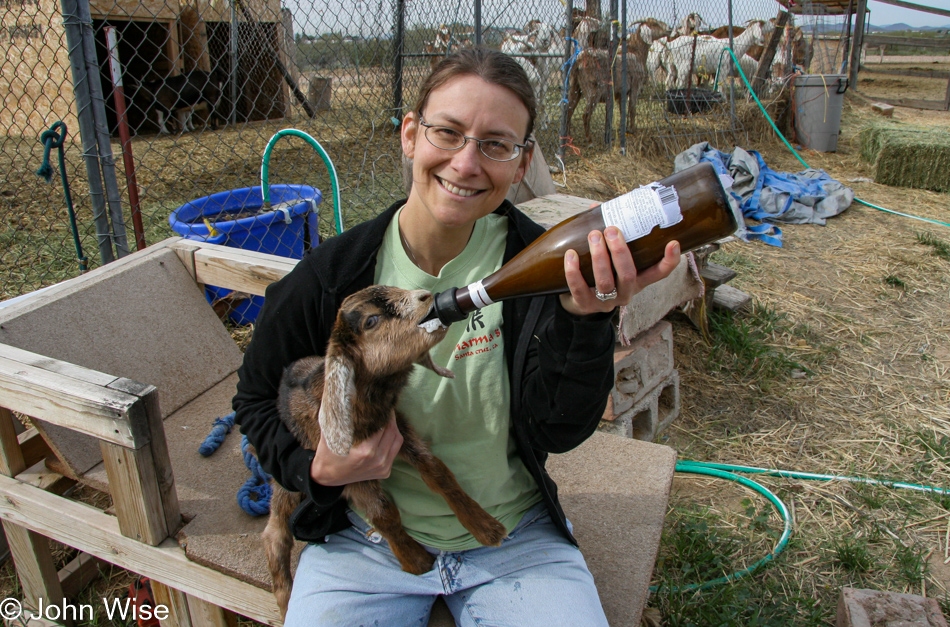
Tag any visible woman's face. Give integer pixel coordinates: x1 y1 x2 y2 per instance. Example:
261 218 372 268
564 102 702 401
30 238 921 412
401 74 532 233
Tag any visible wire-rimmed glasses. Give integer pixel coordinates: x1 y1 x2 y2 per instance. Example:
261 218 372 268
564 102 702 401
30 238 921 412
418 116 528 162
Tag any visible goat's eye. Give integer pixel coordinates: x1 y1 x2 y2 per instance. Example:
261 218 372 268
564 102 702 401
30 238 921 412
364 315 380 330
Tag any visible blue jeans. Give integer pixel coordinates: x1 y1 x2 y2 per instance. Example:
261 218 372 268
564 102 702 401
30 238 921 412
283 503 608 627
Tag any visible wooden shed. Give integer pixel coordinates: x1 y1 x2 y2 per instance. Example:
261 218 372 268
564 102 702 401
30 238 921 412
1 0 78 138
89 0 292 134
1 0 293 138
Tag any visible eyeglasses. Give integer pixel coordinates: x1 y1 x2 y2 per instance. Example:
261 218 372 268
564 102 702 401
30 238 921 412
418 116 528 162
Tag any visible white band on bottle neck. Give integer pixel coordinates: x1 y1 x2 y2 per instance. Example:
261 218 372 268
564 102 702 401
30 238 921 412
467 280 494 310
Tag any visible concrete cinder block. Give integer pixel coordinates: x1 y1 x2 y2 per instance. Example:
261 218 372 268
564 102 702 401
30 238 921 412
603 370 680 442
610 320 674 414
837 587 948 627
618 257 703 340
871 102 895 117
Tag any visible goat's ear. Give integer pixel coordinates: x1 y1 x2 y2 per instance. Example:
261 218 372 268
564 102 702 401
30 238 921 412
417 351 455 379
318 354 356 455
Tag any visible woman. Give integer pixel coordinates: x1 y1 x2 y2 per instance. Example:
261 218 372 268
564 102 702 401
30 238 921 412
233 47 680 626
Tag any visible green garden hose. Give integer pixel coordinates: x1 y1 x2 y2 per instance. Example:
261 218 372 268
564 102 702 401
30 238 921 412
261 129 344 235
717 47 950 229
656 50 949 594
658 459 950 593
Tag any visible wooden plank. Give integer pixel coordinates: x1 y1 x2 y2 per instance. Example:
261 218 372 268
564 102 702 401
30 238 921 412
0 407 26 477
867 0 950 18
0 343 118 389
188 594 236 627
151 581 194 627
18 428 53 471
88 0 179 21
107 380 181 537
863 34 950 49
699 262 737 289
2 521 66 616
855 93 949 110
753 11 790 97
172 240 201 283
860 66 950 80
0 352 145 449
100 442 169 546
0 475 282 625
16 458 74 495
189 245 298 297
713 284 752 312
516 193 598 229
58 552 107 599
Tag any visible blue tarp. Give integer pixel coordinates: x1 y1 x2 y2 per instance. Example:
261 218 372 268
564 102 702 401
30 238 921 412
674 142 854 247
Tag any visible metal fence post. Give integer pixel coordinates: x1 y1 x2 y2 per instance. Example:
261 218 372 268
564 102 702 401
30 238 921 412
76 0 130 258
474 0 482 45
59 0 115 265
558 0 573 160
393 0 405 118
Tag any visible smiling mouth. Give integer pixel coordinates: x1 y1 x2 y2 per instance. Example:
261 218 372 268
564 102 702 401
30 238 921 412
438 177 481 198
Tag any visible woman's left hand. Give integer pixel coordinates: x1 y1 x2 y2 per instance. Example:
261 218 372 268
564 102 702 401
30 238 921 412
559 226 681 317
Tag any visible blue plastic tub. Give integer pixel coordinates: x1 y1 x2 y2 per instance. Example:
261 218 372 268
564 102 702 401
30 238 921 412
169 184 322 324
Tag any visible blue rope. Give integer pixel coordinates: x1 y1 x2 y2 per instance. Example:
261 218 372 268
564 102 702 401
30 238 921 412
198 412 235 456
560 37 581 105
238 435 272 516
197 412 272 515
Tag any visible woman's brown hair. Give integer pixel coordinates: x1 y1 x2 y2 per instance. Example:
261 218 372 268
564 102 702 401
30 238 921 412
414 46 537 140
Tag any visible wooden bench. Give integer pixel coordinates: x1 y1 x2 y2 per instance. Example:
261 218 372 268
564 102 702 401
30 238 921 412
0 235 676 626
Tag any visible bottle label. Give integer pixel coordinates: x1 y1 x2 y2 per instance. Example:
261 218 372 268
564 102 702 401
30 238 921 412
467 280 494 309
600 183 683 242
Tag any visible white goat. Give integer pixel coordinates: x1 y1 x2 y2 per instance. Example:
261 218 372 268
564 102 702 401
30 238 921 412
500 21 563 128
665 20 772 90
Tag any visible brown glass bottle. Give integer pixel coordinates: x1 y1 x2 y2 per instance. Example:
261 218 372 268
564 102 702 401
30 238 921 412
426 161 737 326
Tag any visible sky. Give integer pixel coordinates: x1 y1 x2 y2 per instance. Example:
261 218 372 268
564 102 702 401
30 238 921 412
865 0 950 26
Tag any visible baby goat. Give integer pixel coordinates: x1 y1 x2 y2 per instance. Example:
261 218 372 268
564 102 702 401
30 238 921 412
262 285 507 617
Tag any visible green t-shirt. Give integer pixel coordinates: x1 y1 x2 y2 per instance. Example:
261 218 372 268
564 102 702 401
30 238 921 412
367 207 541 550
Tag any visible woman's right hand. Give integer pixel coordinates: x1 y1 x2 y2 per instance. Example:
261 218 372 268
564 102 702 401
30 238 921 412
309 414 404 486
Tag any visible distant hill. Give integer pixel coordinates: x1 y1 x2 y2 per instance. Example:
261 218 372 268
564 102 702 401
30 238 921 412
866 22 950 32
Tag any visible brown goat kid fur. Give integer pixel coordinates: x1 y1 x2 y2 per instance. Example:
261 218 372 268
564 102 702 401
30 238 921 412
261 285 507 617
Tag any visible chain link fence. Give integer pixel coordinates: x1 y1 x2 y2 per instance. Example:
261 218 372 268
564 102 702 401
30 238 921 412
3 0 819 308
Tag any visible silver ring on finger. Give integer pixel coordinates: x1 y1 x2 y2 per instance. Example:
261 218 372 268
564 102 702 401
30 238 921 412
595 288 618 302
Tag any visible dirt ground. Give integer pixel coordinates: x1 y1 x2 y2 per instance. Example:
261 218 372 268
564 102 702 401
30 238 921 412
564 78 950 622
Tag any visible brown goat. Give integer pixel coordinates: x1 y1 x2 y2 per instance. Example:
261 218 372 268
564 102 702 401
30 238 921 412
262 285 507 617
566 47 646 144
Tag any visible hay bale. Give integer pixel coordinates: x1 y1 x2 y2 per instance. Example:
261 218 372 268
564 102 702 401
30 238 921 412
859 124 950 192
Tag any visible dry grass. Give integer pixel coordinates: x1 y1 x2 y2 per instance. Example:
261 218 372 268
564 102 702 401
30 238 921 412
567 92 950 622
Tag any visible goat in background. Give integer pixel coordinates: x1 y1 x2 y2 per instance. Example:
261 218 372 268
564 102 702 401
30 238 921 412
262 285 507 618
566 16 648 143
127 69 224 135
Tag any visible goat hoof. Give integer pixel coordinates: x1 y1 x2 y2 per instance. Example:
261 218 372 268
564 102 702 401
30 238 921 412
472 516 508 547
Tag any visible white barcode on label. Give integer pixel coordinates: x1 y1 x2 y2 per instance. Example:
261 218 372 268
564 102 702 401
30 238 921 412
600 183 683 242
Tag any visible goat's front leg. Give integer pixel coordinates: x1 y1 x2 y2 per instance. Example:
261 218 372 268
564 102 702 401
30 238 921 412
344 480 435 575
396 416 507 547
